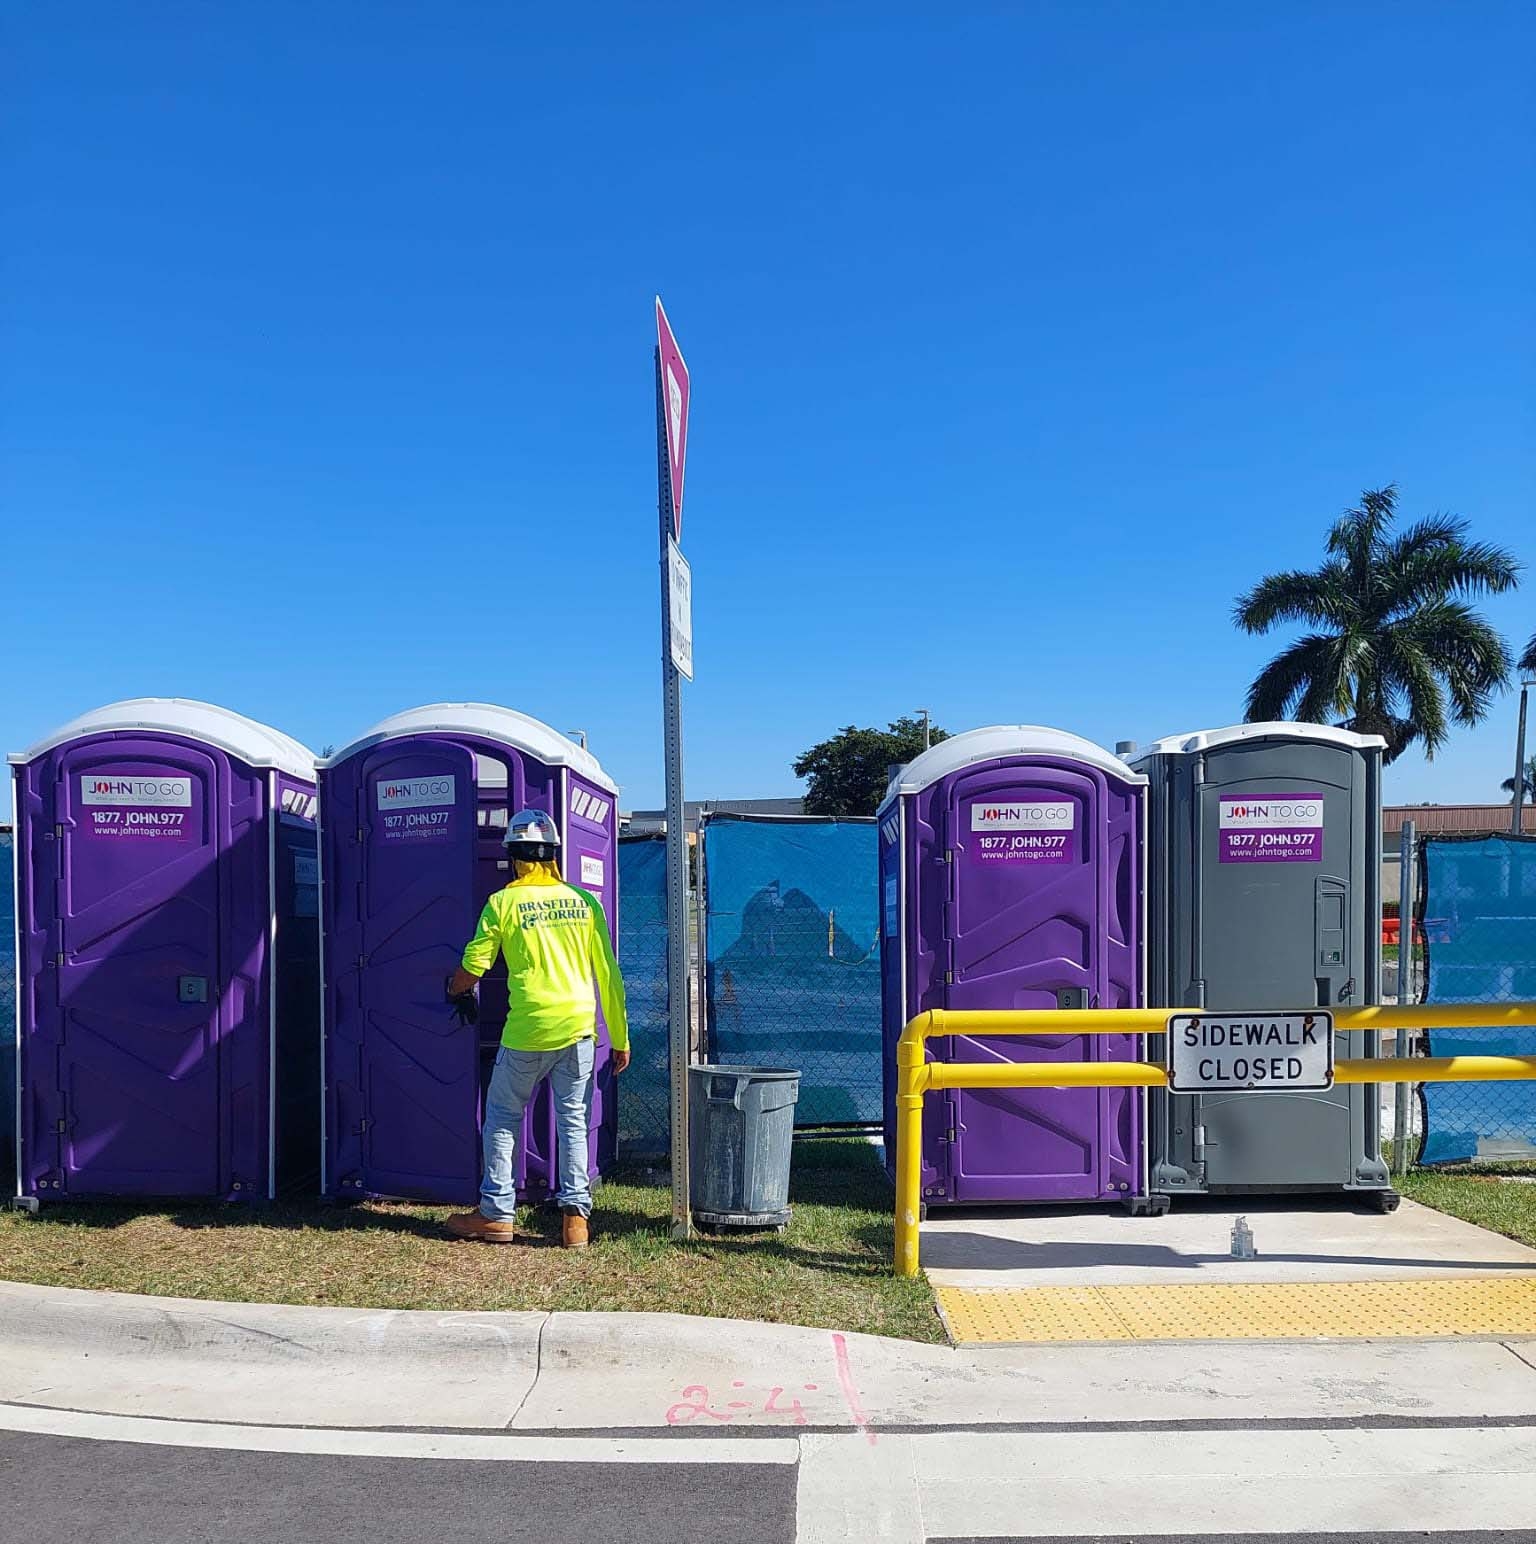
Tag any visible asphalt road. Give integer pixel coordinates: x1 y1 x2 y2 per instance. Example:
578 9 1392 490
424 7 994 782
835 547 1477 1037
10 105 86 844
3 1425 1531 1543
0 1431 797 1544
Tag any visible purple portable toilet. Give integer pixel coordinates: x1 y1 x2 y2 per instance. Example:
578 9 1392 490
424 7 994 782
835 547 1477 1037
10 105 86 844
9 699 320 1205
879 726 1152 1210
319 704 619 1206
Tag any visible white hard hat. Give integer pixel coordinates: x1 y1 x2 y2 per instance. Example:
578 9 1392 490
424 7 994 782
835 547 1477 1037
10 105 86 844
504 808 561 855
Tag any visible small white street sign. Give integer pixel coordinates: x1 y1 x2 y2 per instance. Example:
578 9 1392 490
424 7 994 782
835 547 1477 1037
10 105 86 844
1167 1011 1334 1093
667 536 693 681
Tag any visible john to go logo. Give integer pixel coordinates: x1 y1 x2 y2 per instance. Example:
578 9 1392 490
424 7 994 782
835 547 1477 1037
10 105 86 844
1220 797 1324 830
970 801 1074 833
79 776 192 808
376 775 457 811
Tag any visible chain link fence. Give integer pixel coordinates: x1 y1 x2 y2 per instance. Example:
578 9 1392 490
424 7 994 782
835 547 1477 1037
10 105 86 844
1406 833 1536 1165
700 814 881 1128
616 834 670 1158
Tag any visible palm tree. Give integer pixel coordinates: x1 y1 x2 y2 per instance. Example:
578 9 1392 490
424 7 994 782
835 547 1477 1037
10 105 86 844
1234 485 1519 763
1505 757 1536 801
1522 633 1536 678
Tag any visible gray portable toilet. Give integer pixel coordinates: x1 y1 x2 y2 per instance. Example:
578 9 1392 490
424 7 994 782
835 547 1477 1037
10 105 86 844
1132 722 1392 1207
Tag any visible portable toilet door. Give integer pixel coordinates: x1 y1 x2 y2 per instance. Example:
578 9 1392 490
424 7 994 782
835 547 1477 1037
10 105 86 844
879 726 1149 1209
1135 722 1390 1202
319 704 619 1206
9 699 318 1204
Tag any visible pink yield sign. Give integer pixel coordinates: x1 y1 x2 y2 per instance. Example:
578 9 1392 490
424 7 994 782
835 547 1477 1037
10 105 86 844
655 295 690 540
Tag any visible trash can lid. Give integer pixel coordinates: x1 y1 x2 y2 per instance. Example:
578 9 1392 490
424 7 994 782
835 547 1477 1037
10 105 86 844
688 1064 801 1081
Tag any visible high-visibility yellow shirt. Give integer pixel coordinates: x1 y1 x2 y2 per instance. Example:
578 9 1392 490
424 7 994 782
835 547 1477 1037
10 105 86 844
461 874 629 1053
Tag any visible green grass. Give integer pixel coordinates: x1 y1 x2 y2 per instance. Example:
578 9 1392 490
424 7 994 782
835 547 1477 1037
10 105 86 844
1401 1160 1536 1248
0 1137 944 1344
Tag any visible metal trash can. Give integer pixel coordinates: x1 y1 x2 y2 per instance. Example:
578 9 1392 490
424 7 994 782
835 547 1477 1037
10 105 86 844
688 1065 799 1227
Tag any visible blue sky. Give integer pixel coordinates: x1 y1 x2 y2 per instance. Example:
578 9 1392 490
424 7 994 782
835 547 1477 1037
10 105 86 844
3 2 1533 813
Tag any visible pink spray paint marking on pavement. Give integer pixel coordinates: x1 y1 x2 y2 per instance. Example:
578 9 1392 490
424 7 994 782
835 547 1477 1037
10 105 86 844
665 1386 736 1425
664 1381 821 1427
831 1332 876 1446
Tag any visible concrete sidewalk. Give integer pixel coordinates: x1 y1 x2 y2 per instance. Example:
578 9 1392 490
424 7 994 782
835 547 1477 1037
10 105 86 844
922 1194 1536 1342
8 1280 1536 1540
6 1278 1536 1434
922 1194 1536 1288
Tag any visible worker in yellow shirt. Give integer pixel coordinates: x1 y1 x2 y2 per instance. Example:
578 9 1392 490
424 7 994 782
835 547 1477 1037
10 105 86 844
443 809 629 1250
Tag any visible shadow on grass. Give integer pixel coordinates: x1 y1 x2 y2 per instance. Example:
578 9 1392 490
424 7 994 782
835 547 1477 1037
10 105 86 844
15 1138 896 1258
18 1200 454 1242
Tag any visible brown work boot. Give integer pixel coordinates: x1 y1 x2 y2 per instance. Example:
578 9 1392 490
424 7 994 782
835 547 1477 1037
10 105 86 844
445 1210 517 1245
561 1211 590 1250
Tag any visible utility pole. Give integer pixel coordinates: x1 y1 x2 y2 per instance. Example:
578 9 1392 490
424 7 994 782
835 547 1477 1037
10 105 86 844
917 708 931 751
1513 681 1532 836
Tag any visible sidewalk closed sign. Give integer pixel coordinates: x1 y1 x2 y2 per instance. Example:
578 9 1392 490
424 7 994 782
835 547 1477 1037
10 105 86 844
1167 1011 1334 1093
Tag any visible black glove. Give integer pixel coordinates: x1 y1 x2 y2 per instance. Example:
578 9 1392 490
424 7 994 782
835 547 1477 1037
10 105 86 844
444 974 479 1027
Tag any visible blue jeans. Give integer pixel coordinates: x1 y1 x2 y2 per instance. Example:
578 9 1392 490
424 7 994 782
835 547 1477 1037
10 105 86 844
480 1039 595 1221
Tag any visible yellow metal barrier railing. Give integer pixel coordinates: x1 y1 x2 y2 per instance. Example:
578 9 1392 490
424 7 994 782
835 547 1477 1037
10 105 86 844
893 1003 1536 1278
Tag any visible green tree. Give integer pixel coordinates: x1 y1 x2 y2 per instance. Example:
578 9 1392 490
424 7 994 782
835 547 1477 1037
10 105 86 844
1521 633 1536 677
1234 485 1520 763
793 716 950 817
1504 757 1536 801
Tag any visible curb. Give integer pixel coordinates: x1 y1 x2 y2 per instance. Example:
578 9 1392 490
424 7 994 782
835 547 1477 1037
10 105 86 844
0 1279 944 1433
0 1278 942 1375
0 1280 547 1368
8 1279 1536 1439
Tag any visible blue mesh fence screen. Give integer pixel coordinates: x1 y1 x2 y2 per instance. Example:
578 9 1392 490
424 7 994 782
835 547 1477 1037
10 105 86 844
617 834 670 1157
1420 835 1536 1164
702 815 881 1127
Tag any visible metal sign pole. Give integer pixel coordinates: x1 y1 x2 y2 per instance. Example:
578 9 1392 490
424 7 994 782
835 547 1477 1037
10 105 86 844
655 347 692 1240
1393 818 1416 1181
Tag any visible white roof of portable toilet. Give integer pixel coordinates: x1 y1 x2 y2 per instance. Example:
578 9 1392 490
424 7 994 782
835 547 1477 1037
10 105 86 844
321 703 618 795
9 697 316 781
1129 721 1387 765
880 725 1144 814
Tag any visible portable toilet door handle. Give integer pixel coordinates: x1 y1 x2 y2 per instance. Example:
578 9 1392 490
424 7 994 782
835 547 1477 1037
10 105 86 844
177 975 209 1004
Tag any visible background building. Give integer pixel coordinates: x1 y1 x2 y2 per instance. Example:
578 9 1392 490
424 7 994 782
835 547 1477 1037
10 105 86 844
621 797 804 836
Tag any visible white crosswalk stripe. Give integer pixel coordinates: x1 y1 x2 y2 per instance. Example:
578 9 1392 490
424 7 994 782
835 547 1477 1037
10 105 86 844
893 1424 1536 1539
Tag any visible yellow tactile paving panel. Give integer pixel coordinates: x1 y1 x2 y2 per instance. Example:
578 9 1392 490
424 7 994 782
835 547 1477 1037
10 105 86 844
936 1276 1536 1344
